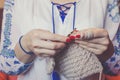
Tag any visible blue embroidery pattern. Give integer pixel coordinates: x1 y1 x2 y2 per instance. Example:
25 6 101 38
52 2 75 23
114 28 120 55
103 62 116 75
1 13 15 58
108 0 120 22
4 0 14 11
103 0 120 75
0 0 32 75
116 28 120 44
103 28 120 75
0 0 14 58
7 64 31 75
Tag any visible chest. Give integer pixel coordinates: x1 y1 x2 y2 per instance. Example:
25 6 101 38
14 0 108 35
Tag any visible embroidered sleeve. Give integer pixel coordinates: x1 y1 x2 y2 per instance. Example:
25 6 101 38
103 0 120 75
103 27 120 75
0 0 33 75
107 0 119 23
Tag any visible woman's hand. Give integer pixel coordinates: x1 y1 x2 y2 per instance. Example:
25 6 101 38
70 28 114 62
15 29 68 63
22 29 68 57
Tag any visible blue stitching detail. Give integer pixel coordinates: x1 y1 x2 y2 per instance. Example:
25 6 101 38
7 63 31 75
1 11 15 58
116 28 120 43
53 2 75 23
104 28 120 75
107 0 120 22
4 0 14 12
114 28 120 55
103 62 117 75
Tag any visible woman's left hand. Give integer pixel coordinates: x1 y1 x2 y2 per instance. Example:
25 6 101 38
70 28 114 62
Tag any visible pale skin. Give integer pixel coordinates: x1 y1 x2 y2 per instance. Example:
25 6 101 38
15 29 68 63
70 28 114 62
15 0 114 64
15 28 114 64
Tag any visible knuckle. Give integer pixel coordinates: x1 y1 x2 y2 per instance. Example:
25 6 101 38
52 43 58 49
33 32 38 37
32 48 37 54
102 46 108 51
106 40 110 45
104 39 110 45
86 43 90 47
95 50 101 55
98 46 108 55
52 50 57 54
97 50 104 55
31 43 35 47
104 30 109 37
31 42 38 49
50 50 56 56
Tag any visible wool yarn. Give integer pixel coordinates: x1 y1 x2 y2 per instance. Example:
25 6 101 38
46 43 103 80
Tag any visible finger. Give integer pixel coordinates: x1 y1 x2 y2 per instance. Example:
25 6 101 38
39 54 50 57
70 28 109 40
38 30 68 42
51 33 68 42
33 48 60 56
81 28 109 38
79 44 102 55
32 39 66 50
70 32 82 39
70 30 93 40
75 40 108 50
87 37 110 46
69 28 79 36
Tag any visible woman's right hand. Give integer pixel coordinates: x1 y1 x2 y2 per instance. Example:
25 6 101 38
21 29 68 57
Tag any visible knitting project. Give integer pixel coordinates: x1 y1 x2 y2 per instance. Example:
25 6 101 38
46 43 103 80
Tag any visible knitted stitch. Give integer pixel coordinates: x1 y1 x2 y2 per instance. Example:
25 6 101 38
46 43 103 80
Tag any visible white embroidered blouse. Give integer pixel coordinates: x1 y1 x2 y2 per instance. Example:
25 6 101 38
0 0 120 80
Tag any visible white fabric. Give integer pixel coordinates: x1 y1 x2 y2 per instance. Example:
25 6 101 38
8 0 119 80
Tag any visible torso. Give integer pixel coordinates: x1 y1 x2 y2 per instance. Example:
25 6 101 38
11 0 119 79
14 0 107 36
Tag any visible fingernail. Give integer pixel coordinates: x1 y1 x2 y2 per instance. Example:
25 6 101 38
69 36 75 40
76 34 81 38
66 38 71 43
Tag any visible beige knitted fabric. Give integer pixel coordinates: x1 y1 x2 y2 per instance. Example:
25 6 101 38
46 43 103 80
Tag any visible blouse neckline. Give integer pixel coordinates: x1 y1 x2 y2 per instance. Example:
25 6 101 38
52 2 76 23
48 0 81 5
50 0 80 5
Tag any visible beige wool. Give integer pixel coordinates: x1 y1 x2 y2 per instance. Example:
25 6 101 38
46 43 103 80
